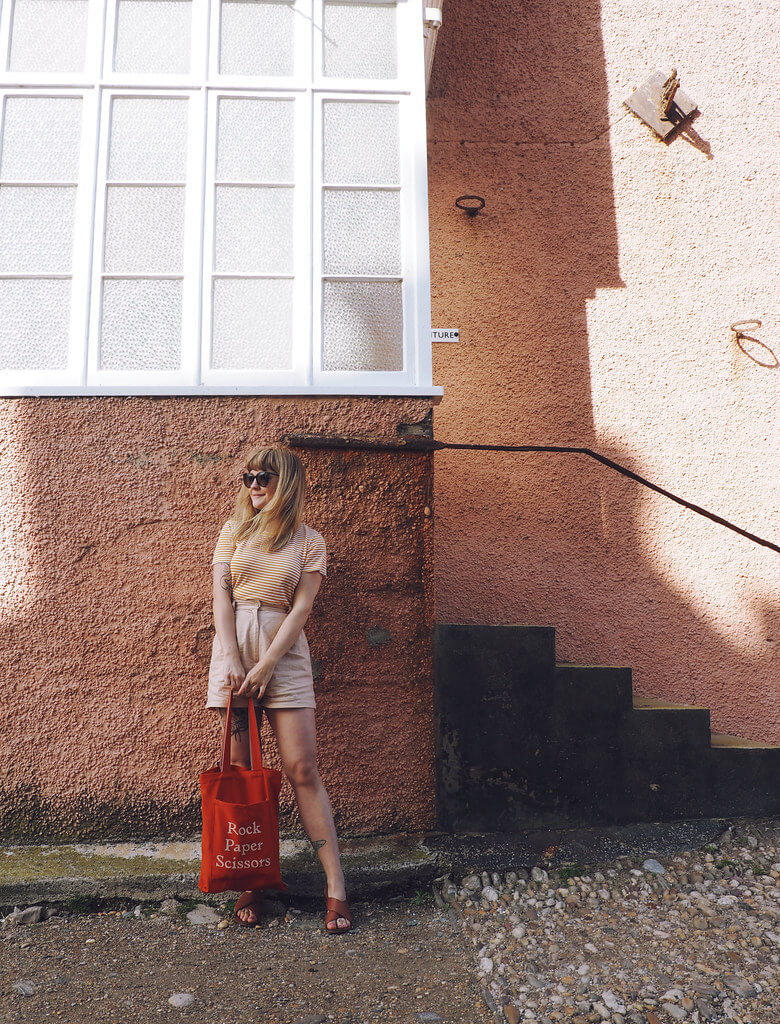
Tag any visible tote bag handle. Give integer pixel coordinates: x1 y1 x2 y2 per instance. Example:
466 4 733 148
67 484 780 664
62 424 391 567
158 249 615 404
220 689 263 771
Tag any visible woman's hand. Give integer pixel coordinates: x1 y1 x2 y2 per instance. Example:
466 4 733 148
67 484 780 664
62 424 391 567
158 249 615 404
223 653 246 693
237 655 278 700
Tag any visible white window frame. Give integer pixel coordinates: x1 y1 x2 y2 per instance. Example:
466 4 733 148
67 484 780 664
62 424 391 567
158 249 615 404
0 0 440 397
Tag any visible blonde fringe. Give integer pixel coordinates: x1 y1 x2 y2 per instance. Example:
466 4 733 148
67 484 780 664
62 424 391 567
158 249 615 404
231 445 306 551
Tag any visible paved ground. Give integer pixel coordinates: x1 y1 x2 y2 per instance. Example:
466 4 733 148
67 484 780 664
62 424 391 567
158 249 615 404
0 892 492 1024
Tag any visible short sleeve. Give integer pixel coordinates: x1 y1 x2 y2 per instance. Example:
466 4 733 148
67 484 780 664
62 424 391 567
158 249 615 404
212 520 237 565
302 528 327 576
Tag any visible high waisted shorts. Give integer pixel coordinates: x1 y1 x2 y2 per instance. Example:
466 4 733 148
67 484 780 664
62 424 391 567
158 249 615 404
205 600 316 710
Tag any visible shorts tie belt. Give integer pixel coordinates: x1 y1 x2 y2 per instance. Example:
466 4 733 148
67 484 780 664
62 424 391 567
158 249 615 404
205 601 316 711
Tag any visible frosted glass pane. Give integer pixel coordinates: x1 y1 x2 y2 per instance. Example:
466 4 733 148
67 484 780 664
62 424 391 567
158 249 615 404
1 98 82 182
0 278 70 370
322 280 402 371
9 0 88 73
100 278 181 370
323 3 397 79
323 190 400 275
214 186 293 273
220 1 294 76
211 278 293 370
108 98 188 182
217 99 294 182
0 186 75 273
104 186 185 274
114 1 192 75
323 101 399 185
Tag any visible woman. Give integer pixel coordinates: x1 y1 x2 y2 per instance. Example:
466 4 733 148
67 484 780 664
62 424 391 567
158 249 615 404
205 444 352 933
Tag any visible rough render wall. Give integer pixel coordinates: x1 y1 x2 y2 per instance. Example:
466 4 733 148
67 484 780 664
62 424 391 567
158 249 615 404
428 0 779 741
0 397 436 840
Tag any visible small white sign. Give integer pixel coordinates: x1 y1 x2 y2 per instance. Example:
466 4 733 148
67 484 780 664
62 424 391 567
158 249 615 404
431 328 460 343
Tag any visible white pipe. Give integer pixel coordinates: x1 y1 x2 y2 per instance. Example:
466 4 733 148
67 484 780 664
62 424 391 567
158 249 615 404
423 2 443 94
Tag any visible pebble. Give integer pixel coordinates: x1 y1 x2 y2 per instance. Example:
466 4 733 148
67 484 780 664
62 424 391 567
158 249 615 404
185 904 224 926
661 1003 686 1020
723 974 757 998
2 906 46 928
642 859 666 875
12 981 35 997
601 990 625 1013
437 823 780 1024
168 992 195 1007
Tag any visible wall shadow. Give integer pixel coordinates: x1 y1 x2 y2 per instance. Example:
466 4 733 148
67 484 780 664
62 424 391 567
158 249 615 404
427 0 779 742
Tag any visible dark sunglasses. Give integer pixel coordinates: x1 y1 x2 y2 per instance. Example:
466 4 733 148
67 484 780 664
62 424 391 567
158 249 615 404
242 471 278 488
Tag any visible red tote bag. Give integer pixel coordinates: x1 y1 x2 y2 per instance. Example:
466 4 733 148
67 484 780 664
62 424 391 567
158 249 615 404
199 691 287 894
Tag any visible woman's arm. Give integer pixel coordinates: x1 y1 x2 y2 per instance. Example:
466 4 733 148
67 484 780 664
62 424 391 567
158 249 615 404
236 570 323 700
213 562 245 691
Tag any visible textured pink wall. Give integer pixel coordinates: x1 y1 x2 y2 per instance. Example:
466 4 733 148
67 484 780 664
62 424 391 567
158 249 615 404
0 397 436 840
428 0 779 741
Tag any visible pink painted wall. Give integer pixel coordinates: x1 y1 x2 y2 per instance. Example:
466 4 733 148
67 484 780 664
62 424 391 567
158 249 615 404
428 0 779 741
0 397 436 840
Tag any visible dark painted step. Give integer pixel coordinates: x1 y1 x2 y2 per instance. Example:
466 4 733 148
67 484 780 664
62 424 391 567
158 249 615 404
709 733 780 817
547 665 634 823
434 623 780 830
630 695 713 749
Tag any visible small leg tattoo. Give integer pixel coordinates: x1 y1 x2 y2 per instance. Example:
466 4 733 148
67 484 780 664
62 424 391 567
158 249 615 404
310 839 327 853
230 707 248 740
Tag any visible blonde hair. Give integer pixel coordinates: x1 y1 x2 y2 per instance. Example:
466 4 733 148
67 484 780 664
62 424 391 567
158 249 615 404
231 445 306 551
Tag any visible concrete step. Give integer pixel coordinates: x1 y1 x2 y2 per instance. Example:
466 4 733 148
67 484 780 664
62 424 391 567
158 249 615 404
434 622 778 828
0 821 738 911
555 665 634 715
0 834 440 909
628 698 712 750
711 733 780 748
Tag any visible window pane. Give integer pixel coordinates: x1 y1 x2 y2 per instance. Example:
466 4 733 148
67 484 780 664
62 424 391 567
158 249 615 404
211 277 293 370
103 186 185 274
1 97 82 182
220 0 294 76
114 0 192 75
323 101 399 186
323 2 397 79
108 98 188 182
0 186 75 273
100 278 182 370
8 0 89 73
214 186 293 273
323 190 400 275
217 98 294 182
0 278 70 370
322 280 402 371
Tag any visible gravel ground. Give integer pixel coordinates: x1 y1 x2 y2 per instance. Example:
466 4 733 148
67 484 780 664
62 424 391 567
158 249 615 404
436 821 779 1024
0 892 491 1024
2 822 778 1024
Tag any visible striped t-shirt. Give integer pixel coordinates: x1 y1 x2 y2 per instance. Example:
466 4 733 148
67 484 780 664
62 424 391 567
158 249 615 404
212 520 327 609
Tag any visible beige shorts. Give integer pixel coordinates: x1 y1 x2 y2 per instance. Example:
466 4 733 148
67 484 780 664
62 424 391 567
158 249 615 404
205 600 316 710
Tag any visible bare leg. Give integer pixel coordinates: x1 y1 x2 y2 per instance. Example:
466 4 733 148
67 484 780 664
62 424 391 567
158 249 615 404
264 707 349 931
214 706 349 930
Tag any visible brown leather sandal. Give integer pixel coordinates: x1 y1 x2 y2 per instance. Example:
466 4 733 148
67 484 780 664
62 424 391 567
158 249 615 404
234 890 264 927
323 884 353 934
